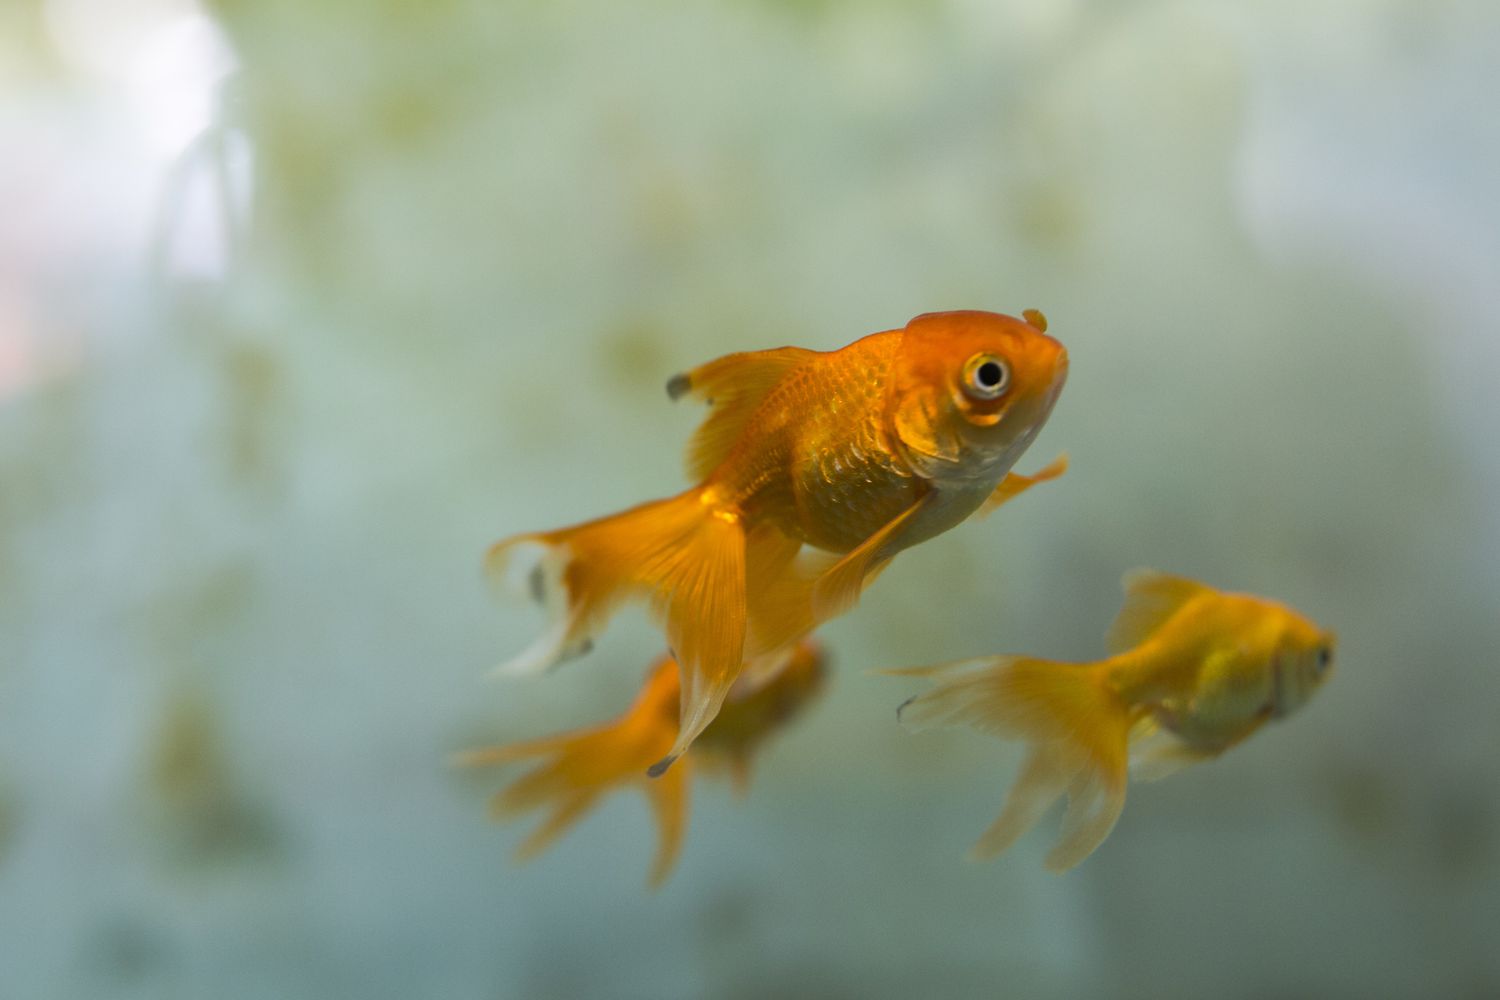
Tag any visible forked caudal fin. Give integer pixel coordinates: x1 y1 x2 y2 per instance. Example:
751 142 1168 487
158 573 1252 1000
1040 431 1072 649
895 655 1134 871
486 489 748 769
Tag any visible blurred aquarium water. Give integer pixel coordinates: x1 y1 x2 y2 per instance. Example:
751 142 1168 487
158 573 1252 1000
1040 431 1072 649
1 0 1498 998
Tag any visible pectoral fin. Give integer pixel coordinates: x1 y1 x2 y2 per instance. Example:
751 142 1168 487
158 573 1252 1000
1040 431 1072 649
979 453 1069 516
742 499 927 657
810 494 931 623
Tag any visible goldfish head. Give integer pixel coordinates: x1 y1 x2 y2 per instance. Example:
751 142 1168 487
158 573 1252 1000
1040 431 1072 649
1267 609 1336 720
888 310 1069 481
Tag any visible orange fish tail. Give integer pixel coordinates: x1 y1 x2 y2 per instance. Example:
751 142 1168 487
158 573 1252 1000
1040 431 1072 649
898 656 1132 871
487 490 749 769
456 660 689 885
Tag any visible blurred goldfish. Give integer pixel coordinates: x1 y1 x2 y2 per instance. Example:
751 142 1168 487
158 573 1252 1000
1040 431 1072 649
892 571 1335 871
488 309 1068 772
456 639 827 887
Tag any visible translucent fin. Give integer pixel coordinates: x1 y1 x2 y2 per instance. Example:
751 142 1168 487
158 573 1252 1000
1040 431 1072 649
970 744 1069 860
740 524 809 660
810 495 929 623
484 536 597 676
647 501 748 773
736 644 798 694
1104 569 1211 654
644 762 689 888
740 500 922 660
513 792 598 861
744 552 822 660
486 491 749 723
1047 753 1127 872
896 655 1133 871
449 732 578 768
458 656 683 881
1130 735 1216 783
978 452 1069 516
669 346 815 480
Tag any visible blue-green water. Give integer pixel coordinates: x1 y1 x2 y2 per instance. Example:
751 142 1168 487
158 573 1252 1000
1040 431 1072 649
2 1 1498 997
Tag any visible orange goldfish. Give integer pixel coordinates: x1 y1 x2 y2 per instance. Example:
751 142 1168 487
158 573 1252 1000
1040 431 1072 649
456 639 827 887
487 309 1069 773
892 570 1336 871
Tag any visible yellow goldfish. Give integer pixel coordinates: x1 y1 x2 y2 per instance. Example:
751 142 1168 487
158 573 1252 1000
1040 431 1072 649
488 309 1069 773
456 639 827 887
892 570 1336 871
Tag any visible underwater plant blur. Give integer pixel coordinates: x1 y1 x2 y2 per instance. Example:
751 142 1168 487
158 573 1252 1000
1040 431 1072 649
2 1 1499 998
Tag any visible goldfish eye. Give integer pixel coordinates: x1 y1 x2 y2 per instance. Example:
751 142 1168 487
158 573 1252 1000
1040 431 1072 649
1315 647 1333 674
962 354 1010 401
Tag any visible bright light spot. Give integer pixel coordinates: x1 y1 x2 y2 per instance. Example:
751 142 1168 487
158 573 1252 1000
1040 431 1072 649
130 12 238 159
159 129 256 279
0 0 250 400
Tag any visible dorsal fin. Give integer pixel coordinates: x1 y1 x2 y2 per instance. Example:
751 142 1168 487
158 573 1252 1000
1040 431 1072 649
1104 569 1211 653
668 346 814 480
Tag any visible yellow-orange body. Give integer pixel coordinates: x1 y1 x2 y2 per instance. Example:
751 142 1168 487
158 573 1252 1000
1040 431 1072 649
458 640 827 887
895 571 1335 871
1104 578 1334 753
489 310 1069 771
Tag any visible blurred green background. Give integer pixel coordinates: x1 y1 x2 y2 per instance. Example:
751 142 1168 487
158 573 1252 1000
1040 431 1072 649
2 1 1498 997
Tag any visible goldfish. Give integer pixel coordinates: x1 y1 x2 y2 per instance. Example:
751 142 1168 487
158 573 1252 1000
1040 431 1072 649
456 639 828 887
487 309 1069 773
891 570 1336 871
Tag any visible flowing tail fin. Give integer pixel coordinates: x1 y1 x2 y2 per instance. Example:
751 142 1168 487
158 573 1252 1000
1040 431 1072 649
486 489 747 770
896 656 1134 871
453 660 690 887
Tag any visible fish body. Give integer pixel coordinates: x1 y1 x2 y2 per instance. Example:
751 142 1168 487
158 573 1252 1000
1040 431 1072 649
699 316 1065 553
457 640 827 887
489 310 1068 769
1107 579 1332 751
895 570 1335 871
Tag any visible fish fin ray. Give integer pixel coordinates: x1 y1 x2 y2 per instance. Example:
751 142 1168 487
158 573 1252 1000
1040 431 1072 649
1130 736 1215 783
451 732 587 768
894 657 1029 736
898 656 1132 869
513 792 599 861
736 643 800 693
1047 749 1128 872
744 549 824 659
810 495 930 624
486 491 750 707
978 452 1069 516
469 660 677 854
484 535 597 676
644 502 748 768
463 657 687 870
970 745 1070 860
1104 568 1211 654
671 347 815 480
644 762 690 888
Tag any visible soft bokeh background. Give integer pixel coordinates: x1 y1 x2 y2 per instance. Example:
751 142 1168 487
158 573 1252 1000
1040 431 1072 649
3 1 1498 997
